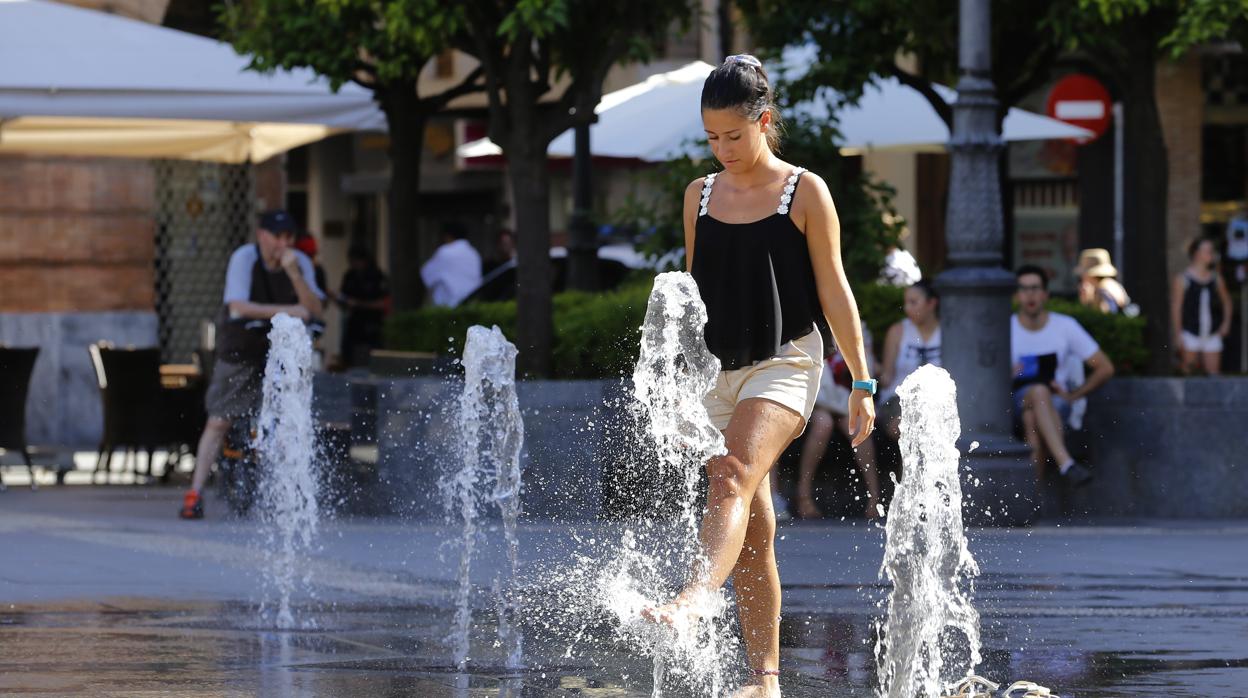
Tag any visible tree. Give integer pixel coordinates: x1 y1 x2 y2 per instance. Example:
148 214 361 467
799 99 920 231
219 1 484 310
737 0 1063 130
457 0 695 376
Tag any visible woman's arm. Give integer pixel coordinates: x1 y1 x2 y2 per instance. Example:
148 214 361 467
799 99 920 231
798 173 875 444
683 178 703 272
879 322 903 388
1217 275 1233 336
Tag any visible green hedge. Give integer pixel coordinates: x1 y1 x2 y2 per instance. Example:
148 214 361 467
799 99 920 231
1045 298 1148 375
385 280 651 379
384 280 1149 379
850 284 1147 375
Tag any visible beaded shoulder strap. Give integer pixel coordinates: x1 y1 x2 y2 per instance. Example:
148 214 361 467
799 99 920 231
777 166 807 215
697 172 718 217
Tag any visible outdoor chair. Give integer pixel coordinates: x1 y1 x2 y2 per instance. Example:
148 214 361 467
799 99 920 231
0 346 40 490
156 373 205 482
88 343 166 482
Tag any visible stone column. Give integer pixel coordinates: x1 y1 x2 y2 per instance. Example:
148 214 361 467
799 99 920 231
935 0 1032 525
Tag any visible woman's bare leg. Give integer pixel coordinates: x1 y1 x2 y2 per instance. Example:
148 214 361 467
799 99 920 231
795 409 834 518
733 470 782 691
1179 348 1198 374
645 397 802 611
1202 351 1221 375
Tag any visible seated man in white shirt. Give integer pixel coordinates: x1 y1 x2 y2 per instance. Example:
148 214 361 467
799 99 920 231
1011 265 1115 488
420 222 482 307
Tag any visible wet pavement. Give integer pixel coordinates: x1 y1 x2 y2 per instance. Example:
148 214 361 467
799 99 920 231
1 487 1246 696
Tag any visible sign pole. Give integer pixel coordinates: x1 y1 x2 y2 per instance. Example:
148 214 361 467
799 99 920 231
1113 102 1125 284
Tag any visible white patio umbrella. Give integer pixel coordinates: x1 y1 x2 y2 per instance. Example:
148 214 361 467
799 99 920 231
457 61 1092 161
0 0 385 163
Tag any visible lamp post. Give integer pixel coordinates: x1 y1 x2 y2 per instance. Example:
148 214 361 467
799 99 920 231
935 0 1033 525
568 122 599 292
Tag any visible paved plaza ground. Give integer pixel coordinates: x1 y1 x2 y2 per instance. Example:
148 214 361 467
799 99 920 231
0 486 1245 697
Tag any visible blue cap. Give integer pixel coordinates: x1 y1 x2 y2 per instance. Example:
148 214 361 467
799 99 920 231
259 209 297 237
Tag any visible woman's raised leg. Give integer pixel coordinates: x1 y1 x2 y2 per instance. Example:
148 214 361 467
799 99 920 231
644 397 803 621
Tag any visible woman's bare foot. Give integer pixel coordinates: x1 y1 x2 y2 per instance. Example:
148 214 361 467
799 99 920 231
640 588 707 627
795 493 822 519
730 674 780 697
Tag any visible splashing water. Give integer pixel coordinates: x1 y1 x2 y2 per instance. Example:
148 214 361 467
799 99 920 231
876 364 981 698
598 272 733 696
255 313 321 630
443 325 525 670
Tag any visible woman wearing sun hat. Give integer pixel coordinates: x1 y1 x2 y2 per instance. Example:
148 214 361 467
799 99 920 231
1076 248 1131 315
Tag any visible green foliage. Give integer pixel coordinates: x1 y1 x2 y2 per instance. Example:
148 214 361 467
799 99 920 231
1160 0 1248 56
550 282 651 378
384 299 516 360
609 152 708 270
1047 298 1149 375
737 0 1065 121
384 280 652 379
218 0 465 89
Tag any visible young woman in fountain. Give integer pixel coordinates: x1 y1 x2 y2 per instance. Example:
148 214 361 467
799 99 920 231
642 54 876 696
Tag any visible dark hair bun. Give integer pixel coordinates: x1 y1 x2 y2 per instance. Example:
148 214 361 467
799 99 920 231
701 54 782 151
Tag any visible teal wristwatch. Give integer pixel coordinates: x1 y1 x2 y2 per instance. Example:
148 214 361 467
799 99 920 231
851 378 878 395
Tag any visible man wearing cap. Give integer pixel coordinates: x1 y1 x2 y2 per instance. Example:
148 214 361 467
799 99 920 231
1076 248 1132 315
180 210 325 519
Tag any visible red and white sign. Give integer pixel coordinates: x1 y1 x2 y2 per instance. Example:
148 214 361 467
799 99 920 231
1046 74 1112 144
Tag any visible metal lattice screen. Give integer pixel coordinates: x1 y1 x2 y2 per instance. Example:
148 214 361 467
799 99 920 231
154 160 254 363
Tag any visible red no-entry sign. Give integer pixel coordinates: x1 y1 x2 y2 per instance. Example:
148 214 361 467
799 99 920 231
1046 74 1112 144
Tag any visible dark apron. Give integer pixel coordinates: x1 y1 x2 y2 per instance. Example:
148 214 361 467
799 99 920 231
216 245 300 367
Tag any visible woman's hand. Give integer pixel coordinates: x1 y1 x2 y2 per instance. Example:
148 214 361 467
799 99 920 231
847 390 876 448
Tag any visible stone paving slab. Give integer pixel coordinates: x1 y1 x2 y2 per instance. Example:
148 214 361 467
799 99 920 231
1 487 1246 696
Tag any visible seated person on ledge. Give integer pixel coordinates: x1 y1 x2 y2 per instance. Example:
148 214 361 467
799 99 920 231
1011 265 1114 489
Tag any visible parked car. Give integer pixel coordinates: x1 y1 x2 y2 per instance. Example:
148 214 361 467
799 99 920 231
461 244 651 304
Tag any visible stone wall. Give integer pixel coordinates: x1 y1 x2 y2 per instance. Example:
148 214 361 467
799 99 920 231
1077 377 1248 518
0 156 157 313
362 374 1248 522
372 377 624 520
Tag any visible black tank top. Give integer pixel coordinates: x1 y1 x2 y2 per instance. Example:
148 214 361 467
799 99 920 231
690 167 831 370
1180 271 1222 336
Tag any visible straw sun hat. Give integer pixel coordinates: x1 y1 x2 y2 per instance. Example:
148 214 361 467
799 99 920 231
1076 248 1118 278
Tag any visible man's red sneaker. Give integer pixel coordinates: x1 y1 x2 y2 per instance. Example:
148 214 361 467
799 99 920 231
179 489 204 519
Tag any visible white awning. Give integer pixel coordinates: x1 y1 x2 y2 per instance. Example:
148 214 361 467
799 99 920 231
457 60 1092 162
0 0 385 163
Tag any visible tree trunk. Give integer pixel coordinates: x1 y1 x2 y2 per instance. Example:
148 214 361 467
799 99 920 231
508 144 555 377
1119 33 1170 374
379 83 427 311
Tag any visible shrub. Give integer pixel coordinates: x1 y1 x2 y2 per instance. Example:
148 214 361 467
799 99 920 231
385 280 1148 379
854 283 906 352
851 284 1148 375
384 280 652 379
384 300 516 360
1046 298 1148 375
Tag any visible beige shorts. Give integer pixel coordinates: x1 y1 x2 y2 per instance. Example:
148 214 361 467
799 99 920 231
703 330 824 432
